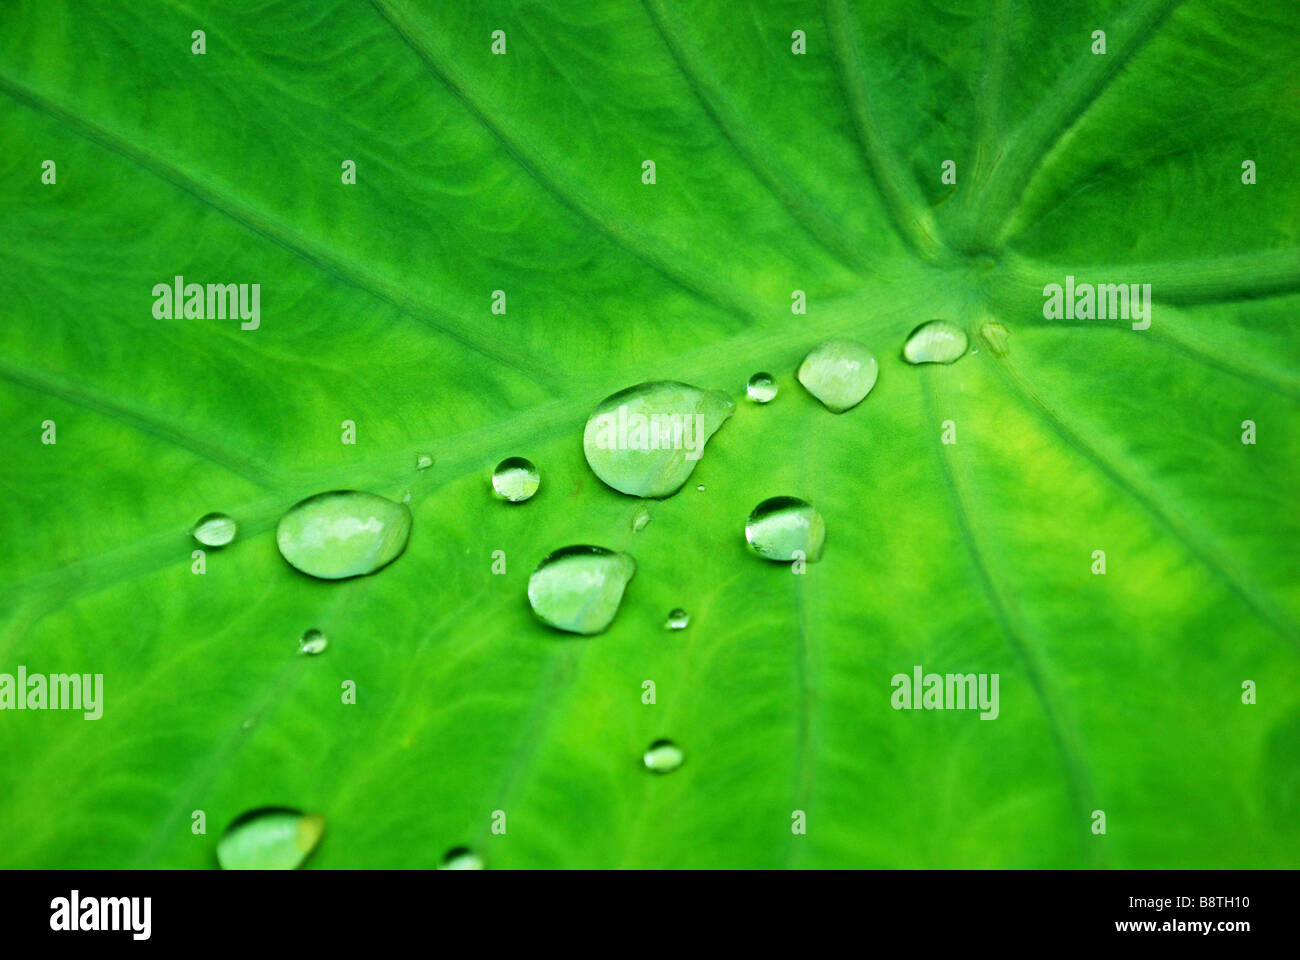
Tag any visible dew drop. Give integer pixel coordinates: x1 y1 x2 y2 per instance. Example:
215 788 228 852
298 629 328 655
903 320 968 364
582 381 733 498
796 339 878 413
665 608 690 630
439 846 485 870
192 512 237 547
276 490 411 580
416 453 434 470
642 739 684 774
216 807 324 870
632 505 652 532
527 545 636 636
745 496 825 562
746 372 778 403
980 320 1010 357
696 484 705 492
491 456 540 503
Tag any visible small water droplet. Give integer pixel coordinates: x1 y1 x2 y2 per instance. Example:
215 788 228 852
665 608 689 630
745 496 825 562
696 484 705 492
527 545 636 635
979 320 1010 357
298 629 328 655
217 808 324 870
276 490 412 580
192 512 237 547
746 372 778 403
632 505 651 532
582 381 734 498
642 739 684 774
903 320 968 364
797 340 878 413
491 456 540 502
438 846 484 870
416 453 434 470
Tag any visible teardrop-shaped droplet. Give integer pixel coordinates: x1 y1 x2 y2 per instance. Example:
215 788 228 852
642 739 684 774
582 381 733 498
665 608 690 630
192 512 237 547
745 496 825 562
276 490 411 580
438 846 484 870
632 505 652 532
979 320 1010 357
903 320 968 364
216 808 324 870
416 453 434 470
298 629 328 655
491 456 540 502
746 372 778 403
796 340 878 413
527 545 636 636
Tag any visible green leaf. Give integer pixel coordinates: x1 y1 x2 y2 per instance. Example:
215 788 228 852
1 0 1297 869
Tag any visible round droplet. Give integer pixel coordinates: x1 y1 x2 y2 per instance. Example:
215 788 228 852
632 505 652 532
192 512 237 547
527 545 636 636
642 739 684 774
797 340 878 413
979 320 1010 357
582 381 734 498
298 629 327 655
216 808 324 870
491 456 540 503
276 490 411 580
438 846 484 870
745 496 826 562
665 608 689 630
416 453 434 470
746 372 778 403
903 320 968 364
696 484 705 492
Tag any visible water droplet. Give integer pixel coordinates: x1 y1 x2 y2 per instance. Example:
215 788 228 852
582 381 733 498
416 453 433 470
642 739 684 774
276 490 411 580
745 496 826 562
491 456 540 503
746 372 778 403
298 629 327 655
192 512 237 547
696 484 705 492
438 846 484 870
665 608 689 630
216 808 324 870
903 320 968 364
632 505 652 532
979 320 1010 357
796 340 878 413
527 545 636 635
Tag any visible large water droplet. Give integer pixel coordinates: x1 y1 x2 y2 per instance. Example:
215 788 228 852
298 629 328 655
642 739 684 774
276 491 411 580
796 340 878 413
216 808 324 870
746 372 778 403
745 496 825 562
979 320 1010 357
665 608 690 630
582 381 733 498
903 320 968 364
439 846 484 870
192 512 237 547
491 456 540 502
632 505 652 532
527 545 636 635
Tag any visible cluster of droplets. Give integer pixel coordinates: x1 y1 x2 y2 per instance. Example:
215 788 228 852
200 318 973 867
